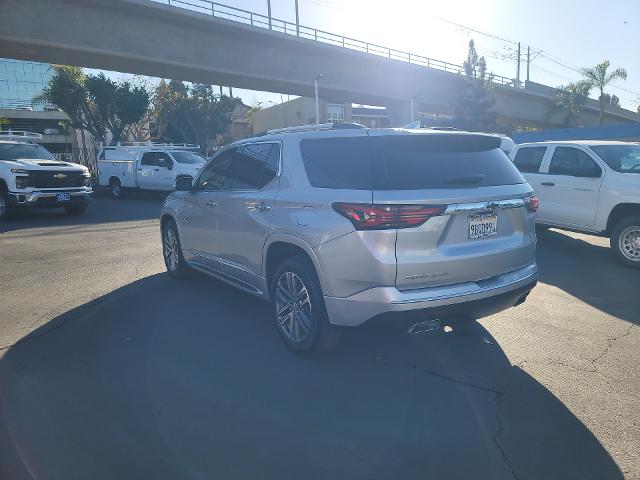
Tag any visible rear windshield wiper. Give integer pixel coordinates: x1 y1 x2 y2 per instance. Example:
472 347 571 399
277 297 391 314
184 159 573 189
442 174 486 186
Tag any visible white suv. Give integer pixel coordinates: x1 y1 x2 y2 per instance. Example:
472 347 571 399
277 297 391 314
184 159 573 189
511 140 640 268
161 124 538 354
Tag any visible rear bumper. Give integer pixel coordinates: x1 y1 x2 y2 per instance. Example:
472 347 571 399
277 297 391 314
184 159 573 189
7 189 92 209
324 262 537 327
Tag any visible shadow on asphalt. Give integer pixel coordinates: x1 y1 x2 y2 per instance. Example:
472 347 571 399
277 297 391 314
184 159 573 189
536 229 640 326
0 193 164 234
0 273 623 480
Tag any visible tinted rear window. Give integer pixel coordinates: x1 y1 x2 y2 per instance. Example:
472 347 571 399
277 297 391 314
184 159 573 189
300 135 525 190
513 146 546 173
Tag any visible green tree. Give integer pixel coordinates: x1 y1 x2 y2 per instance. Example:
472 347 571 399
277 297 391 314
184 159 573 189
453 40 497 131
548 80 592 127
580 60 627 125
152 80 237 152
601 93 620 108
37 66 149 143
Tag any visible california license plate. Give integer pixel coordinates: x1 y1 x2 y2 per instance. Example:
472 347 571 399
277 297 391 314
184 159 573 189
56 193 71 201
468 213 498 239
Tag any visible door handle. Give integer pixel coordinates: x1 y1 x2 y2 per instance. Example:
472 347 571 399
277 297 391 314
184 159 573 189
206 200 218 208
540 182 555 186
154 168 160 172
254 202 271 212
137 168 143 171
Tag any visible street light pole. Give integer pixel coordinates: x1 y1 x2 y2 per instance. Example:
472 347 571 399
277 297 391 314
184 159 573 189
314 74 322 124
295 0 300 36
267 0 272 30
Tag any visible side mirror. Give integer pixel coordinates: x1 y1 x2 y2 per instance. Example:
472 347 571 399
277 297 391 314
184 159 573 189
175 175 193 191
167 162 173 171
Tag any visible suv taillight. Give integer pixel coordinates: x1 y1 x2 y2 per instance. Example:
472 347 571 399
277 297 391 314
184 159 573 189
332 203 445 230
526 195 539 213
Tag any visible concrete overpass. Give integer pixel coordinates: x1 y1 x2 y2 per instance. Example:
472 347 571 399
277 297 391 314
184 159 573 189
1 0 638 128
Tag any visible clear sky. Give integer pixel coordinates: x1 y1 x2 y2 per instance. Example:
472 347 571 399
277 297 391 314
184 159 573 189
96 0 640 110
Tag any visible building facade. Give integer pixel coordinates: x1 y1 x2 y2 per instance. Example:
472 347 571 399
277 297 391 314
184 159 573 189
0 58 76 159
252 97 391 133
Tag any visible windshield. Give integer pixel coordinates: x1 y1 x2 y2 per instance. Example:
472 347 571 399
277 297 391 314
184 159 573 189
171 151 206 164
590 145 640 174
0 143 55 161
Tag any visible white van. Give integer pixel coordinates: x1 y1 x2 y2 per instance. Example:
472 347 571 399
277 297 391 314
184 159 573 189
97 143 206 198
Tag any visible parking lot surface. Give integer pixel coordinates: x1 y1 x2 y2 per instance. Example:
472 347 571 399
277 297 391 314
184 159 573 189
1 197 638 479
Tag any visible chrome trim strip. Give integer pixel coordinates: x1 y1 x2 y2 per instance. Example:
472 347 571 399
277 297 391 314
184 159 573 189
190 261 264 296
194 252 250 274
391 264 537 305
443 198 525 215
10 189 93 203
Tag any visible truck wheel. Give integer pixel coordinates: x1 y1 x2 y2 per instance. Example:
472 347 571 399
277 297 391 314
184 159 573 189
611 215 640 269
0 191 11 220
269 256 342 355
65 205 87 216
110 178 124 199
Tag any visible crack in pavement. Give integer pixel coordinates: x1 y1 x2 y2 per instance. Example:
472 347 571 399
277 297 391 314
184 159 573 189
370 353 520 479
590 323 634 366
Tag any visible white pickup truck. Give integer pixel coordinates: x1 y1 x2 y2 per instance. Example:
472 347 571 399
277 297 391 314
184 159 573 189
0 132 92 220
97 143 206 198
510 140 640 268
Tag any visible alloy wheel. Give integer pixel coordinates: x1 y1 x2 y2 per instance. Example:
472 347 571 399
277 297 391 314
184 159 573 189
274 271 312 344
163 227 180 272
619 226 640 261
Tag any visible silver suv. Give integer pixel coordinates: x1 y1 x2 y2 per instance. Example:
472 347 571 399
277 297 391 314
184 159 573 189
160 124 538 354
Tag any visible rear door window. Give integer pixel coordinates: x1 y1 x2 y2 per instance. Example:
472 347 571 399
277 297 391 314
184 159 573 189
141 152 158 166
513 147 546 173
548 147 602 177
229 142 280 190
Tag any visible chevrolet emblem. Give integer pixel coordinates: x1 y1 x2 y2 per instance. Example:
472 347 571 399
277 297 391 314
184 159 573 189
53 173 67 179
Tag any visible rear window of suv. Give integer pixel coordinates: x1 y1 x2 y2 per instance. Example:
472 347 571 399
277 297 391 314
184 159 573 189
300 135 525 190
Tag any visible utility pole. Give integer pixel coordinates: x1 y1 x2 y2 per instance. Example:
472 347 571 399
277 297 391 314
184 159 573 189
516 42 521 86
267 0 272 29
314 74 322 124
526 46 530 83
295 0 300 36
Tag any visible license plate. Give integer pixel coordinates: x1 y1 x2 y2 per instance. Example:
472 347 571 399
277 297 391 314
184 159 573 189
56 193 71 201
468 213 498 239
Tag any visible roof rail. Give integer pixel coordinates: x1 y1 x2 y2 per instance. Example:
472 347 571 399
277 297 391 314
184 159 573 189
99 141 200 150
0 130 43 140
266 122 366 135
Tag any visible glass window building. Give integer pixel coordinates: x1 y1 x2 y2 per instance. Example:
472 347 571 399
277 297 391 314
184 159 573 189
0 58 53 110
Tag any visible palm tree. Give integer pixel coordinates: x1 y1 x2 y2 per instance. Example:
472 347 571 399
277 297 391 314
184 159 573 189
581 60 627 125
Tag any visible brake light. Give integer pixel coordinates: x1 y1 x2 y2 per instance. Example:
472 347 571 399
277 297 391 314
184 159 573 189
332 203 445 230
526 195 539 213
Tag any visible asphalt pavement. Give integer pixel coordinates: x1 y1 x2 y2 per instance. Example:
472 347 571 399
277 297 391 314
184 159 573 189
0 196 638 480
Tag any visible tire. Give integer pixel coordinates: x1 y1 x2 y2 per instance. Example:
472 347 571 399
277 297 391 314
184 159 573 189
610 215 640 269
162 219 190 278
64 205 87 216
269 256 342 355
110 178 124 199
0 190 11 221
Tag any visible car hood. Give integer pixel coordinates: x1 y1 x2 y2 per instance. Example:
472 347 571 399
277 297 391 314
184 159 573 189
2 158 88 172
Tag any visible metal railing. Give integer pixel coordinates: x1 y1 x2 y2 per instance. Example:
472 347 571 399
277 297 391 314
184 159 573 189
0 98 60 111
155 0 521 88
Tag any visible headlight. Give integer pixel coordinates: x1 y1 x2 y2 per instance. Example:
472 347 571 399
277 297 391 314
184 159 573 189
11 168 28 174
82 175 91 187
15 176 28 189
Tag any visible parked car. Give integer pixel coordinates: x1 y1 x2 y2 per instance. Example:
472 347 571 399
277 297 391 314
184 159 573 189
160 124 539 354
0 132 92 220
510 140 640 268
97 143 206 198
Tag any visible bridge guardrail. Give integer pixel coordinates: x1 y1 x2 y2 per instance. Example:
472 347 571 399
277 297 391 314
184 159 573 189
157 0 521 89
